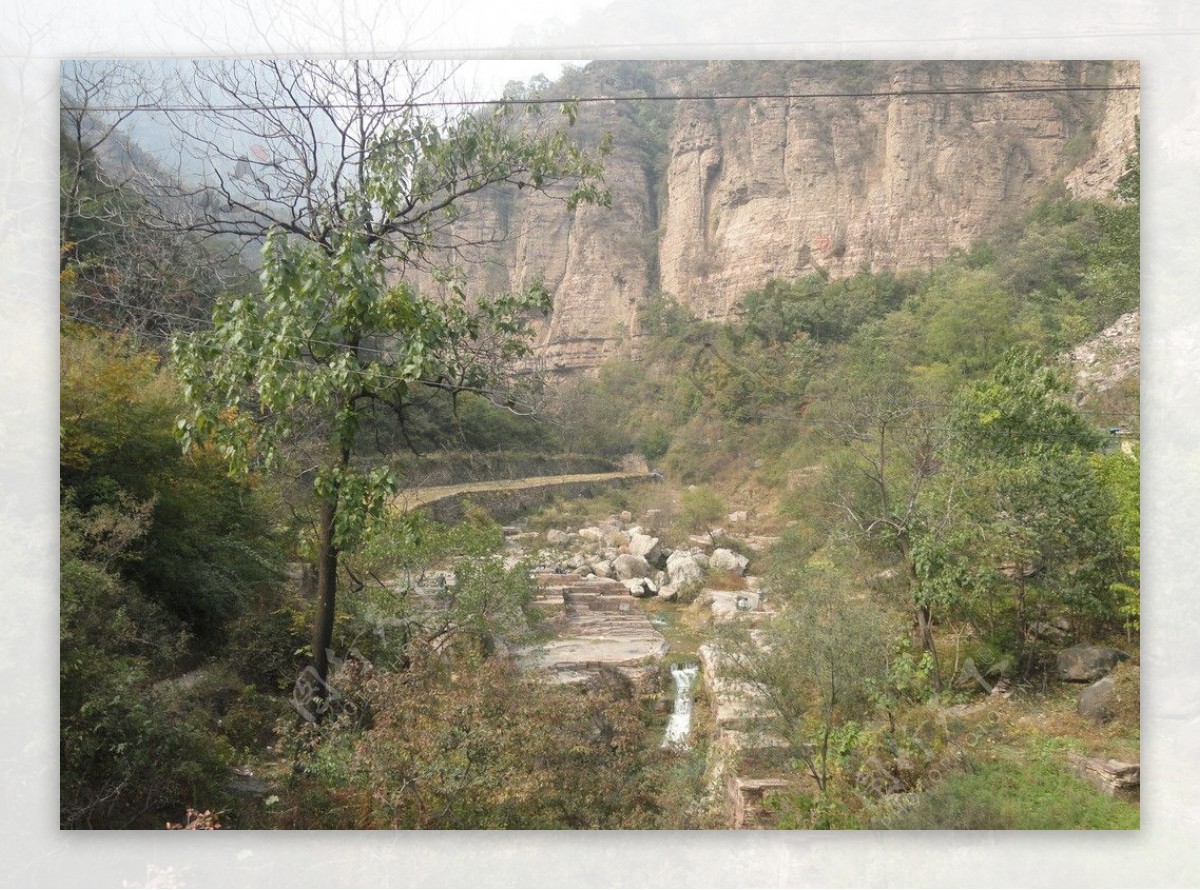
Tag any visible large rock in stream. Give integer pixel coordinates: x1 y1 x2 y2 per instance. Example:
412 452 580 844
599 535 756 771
628 532 665 567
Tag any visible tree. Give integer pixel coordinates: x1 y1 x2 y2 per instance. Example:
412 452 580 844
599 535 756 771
1093 446 1140 637
811 340 952 690
169 61 607 708
726 568 892 803
60 63 253 338
911 351 1124 655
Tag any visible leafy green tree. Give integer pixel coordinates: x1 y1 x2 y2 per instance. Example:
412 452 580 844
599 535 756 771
1092 446 1140 637
808 339 952 689
173 85 606 702
918 268 1030 376
726 568 892 803
912 351 1125 652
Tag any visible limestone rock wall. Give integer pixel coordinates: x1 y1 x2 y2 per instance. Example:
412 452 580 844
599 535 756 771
432 61 1139 372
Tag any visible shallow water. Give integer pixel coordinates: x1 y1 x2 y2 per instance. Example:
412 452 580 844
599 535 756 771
661 663 699 749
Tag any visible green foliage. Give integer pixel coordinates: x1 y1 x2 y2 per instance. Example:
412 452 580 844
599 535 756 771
726 567 895 794
61 326 283 642
916 268 1031 376
60 487 234 828
913 352 1127 649
743 270 915 346
60 327 287 827
948 349 1103 460
637 422 673 461
678 484 726 532
349 510 533 665
1093 447 1140 632
877 752 1139 829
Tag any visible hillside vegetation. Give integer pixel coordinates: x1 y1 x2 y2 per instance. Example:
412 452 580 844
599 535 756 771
58 61 1139 830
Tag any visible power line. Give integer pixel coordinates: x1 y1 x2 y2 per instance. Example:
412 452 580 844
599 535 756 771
61 83 1139 115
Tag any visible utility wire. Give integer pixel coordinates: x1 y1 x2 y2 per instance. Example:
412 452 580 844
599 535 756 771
61 83 1140 114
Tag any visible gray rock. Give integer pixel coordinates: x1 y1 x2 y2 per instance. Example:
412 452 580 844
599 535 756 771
1078 676 1116 722
613 553 653 580
620 511 633 523
693 552 710 569
628 532 664 565
657 585 679 603
623 578 658 598
666 551 704 587
545 529 571 546
578 526 605 542
604 529 631 548
1069 752 1140 797
711 548 750 576
591 560 614 579
1057 645 1129 682
983 654 1016 679
1028 620 1069 644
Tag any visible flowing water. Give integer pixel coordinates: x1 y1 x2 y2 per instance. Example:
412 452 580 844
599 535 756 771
661 663 699 749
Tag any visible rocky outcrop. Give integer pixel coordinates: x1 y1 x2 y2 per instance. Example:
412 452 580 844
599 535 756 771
1065 60 1140 199
435 61 1138 372
1057 645 1130 683
1065 310 1141 404
1068 753 1140 798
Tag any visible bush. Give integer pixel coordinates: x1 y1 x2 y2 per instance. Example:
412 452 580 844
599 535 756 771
273 656 666 829
875 752 1139 829
679 485 725 532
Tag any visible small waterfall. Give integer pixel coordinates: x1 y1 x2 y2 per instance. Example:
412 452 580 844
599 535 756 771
661 663 700 749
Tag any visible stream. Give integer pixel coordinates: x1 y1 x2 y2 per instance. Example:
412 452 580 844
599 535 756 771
661 663 699 749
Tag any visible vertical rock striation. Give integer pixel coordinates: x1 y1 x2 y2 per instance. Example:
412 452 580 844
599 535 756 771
428 61 1139 372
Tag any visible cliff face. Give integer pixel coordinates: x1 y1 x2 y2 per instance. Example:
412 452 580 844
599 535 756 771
442 61 1139 372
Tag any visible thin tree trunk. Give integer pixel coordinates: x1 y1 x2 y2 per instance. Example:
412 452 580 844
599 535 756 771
903 543 943 693
1015 574 1027 642
918 604 944 692
311 495 339 708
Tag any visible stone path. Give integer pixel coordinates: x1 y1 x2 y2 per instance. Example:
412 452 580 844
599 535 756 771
394 470 654 514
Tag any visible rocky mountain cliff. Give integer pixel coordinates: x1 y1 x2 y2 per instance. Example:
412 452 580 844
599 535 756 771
438 60 1139 372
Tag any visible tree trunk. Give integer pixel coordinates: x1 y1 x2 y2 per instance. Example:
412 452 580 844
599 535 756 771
310 495 339 712
917 604 944 692
1015 574 1027 642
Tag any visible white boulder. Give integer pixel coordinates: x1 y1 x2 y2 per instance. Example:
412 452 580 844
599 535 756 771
711 548 750 576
